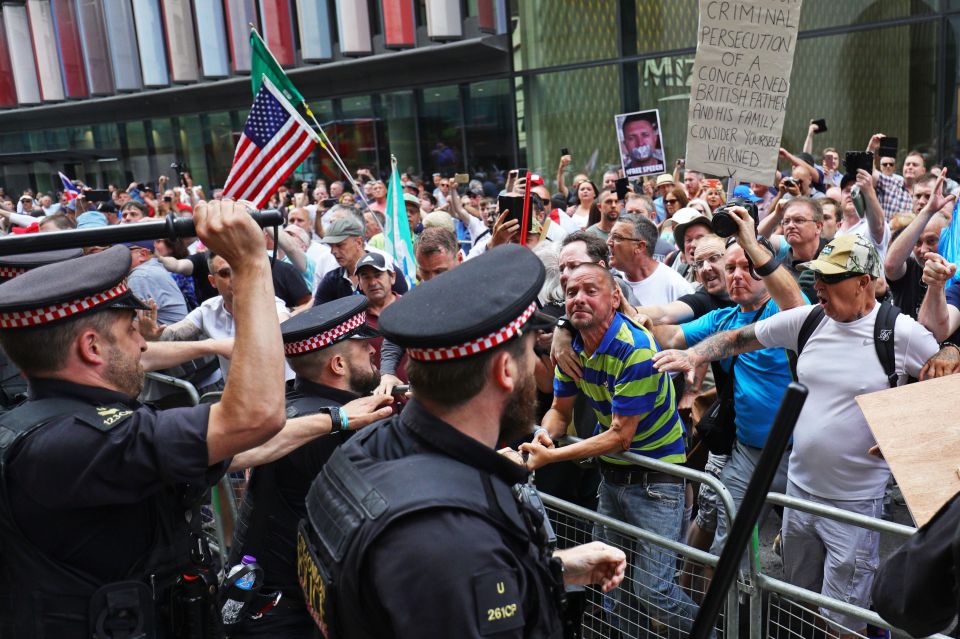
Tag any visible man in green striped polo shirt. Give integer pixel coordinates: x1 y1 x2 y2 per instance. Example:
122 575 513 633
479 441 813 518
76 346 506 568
522 262 699 634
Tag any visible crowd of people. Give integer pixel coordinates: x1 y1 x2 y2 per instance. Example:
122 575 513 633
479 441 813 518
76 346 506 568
0 119 956 638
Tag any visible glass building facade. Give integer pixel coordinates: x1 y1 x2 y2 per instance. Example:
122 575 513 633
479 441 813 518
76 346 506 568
0 0 957 194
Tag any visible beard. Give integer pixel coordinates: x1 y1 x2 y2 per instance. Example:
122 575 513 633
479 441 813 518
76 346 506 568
498 366 538 444
348 360 382 395
106 346 145 398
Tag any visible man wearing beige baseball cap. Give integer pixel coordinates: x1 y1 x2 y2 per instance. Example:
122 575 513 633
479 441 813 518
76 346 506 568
654 232 939 634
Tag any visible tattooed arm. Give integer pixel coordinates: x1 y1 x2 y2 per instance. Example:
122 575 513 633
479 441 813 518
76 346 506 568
157 319 204 342
652 324 763 375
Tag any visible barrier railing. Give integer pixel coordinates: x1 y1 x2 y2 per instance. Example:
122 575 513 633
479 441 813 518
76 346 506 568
144 371 200 406
547 438 948 639
549 438 740 639
543 493 735 639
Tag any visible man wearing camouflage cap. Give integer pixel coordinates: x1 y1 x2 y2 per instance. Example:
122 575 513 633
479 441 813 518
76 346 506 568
655 233 939 635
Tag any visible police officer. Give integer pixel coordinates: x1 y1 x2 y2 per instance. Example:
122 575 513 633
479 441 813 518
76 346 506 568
0 249 82 408
297 244 627 638
0 200 291 638
229 296 390 638
871 490 960 637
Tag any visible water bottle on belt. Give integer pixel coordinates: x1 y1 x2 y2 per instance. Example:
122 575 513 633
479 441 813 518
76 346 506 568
219 555 282 626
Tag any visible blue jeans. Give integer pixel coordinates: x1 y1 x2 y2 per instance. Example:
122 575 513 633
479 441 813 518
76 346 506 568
594 478 700 637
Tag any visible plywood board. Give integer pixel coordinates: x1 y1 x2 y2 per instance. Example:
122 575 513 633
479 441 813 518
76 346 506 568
856 374 960 527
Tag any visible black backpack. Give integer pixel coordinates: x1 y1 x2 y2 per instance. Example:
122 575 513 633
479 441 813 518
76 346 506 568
791 301 899 388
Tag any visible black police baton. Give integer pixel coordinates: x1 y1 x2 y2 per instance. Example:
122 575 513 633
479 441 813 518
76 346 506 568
689 382 808 639
0 211 284 256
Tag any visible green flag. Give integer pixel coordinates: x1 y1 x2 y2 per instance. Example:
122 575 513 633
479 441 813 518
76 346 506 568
250 30 304 104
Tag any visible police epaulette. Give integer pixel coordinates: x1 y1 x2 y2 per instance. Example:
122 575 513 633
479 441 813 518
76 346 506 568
76 403 136 431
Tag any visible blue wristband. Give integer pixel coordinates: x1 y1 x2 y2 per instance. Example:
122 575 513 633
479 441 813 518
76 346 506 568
339 407 349 431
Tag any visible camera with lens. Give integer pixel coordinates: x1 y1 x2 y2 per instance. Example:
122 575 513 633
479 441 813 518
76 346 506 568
710 197 759 238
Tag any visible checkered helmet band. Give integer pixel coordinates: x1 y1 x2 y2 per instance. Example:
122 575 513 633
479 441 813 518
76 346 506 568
0 282 131 329
284 311 367 356
0 266 27 279
406 301 538 362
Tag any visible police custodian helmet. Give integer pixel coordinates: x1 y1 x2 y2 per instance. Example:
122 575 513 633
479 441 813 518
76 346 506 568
378 244 556 361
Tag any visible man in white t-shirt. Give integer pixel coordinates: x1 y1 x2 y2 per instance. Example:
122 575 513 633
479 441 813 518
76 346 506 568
655 234 938 634
140 252 295 382
606 213 693 305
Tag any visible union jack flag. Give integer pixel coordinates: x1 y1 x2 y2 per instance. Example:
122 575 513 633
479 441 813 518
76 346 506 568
58 172 80 200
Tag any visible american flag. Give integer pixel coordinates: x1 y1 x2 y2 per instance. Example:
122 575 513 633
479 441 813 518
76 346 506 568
222 76 318 208
58 172 80 200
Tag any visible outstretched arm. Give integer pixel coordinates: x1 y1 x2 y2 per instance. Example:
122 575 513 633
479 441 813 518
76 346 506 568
228 395 394 471
653 324 763 377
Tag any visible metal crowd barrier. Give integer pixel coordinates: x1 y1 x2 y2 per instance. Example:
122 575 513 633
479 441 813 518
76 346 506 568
143 371 200 406
543 493 736 639
747 492 949 639
549 438 740 639
548 438 949 639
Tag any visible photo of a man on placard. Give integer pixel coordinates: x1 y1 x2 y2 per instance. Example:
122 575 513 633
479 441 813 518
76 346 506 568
616 109 666 178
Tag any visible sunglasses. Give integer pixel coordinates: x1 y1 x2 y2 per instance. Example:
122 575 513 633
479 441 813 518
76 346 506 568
665 198 678 204
880 163 895 168
215 268 232 278
813 271 862 284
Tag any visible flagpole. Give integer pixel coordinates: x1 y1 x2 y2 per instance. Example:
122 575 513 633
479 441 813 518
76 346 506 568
301 103 371 209
250 26 371 209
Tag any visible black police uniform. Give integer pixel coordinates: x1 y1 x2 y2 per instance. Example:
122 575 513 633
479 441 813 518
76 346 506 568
228 381 355 639
0 246 227 638
229 297 378 639
297 245 565 638
871 491 960 637
0 249 83 409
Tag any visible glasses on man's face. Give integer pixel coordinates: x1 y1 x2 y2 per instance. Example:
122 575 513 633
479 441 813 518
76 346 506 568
780 217 815 228
814 271 860 285
880 162 895 168
440 182 449 188
665 198 678 205
693 253 723 271
215 268 232 279
609 233 643 244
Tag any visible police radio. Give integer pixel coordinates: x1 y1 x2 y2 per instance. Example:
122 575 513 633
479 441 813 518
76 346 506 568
513 482 556 551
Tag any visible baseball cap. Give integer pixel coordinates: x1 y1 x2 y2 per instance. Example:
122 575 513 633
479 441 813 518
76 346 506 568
355 252 393 273
19 195 32 202
77 211 108 229
122 240 154 251
797 234 881 278
403 193 420 207
655 174 675 188
731 184 761 203
321 217 364 244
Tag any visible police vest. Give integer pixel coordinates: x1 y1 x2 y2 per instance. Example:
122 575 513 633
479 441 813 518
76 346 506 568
229 392 350 597
297 429 564 639
0 398 209 639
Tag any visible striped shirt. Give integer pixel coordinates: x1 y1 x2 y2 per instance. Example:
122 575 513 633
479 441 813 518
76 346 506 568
554 312 686 465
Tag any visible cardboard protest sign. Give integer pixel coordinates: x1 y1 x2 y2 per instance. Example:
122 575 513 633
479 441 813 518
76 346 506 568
616 109 666 178
856 374 960 527
685 0 803 185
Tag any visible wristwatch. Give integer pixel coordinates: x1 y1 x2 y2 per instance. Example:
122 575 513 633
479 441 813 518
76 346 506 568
318 406 346 432
555 316 575 334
